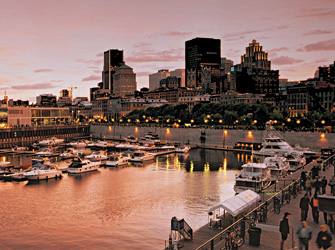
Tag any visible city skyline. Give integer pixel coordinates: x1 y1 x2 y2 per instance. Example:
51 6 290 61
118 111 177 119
1 0 335 101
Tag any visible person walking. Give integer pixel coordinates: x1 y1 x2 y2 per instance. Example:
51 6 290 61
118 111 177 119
296 221 312 250
279 212 291 250
300 193 310 221
328 175 335 195
305 176 312 196
321 176 327 195
311 194 319 224
316 224 332 249
301 171 307 190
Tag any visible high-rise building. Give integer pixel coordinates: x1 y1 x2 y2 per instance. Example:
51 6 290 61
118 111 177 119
113 65 137 97
149 69 170 91
102 49 125 91
231 40 279 94
185 37 221 93
170 69 185 88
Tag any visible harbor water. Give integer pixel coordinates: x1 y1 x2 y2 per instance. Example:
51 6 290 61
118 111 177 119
0 149 250 249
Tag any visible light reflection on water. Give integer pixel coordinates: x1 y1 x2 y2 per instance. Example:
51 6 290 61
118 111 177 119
0 149 250 249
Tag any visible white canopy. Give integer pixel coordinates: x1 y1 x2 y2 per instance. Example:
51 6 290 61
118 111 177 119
208 190 260 217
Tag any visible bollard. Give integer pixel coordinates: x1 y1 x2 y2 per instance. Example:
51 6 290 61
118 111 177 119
174 240 178 250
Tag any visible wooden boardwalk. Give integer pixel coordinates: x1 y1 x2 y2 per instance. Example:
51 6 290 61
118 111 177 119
179 157 321 249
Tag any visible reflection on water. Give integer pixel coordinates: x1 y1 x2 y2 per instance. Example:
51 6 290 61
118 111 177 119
0 148 250 249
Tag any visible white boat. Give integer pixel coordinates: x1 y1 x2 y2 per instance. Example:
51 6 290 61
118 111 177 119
234 163 272 193
284 151 306 171
139 132 160 144
175 145 190 153
128 150 156 163
124 135 138 143
23 163 62 180
263 155 290 180
105 154 130 167
95 141 115 149
39 137 64 146
60 148 79 159
69 140 87 148
36 148 54 157
11 146 29 152
116 142 130 150
86 151 108 162
138 143 155 150
67 157 101 174
160 143 175 150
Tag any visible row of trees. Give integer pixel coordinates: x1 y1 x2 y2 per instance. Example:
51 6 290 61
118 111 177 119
120 103 335 130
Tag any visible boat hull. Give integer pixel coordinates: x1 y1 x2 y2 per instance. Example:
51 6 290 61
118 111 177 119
67 163 101 174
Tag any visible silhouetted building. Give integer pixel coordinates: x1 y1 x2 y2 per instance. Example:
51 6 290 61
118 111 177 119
318 61 335 84
102 49 125 91
160 76 181 89
149 69 170 91
36 94 57 107
185 37 221 93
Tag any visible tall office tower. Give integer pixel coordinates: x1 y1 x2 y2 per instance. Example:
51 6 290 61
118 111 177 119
102 49 125 92
149 69 170 91
221 58 234 91
239 40 270 70
113 65 137 97
185 37 221 93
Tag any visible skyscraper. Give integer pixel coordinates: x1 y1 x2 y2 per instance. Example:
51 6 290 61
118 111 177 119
185 37 221 93
102 49 125 91
113 65 137 97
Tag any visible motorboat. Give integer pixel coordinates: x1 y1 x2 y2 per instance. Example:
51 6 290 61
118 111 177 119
39 137 64 146
127 144 140 150
11 146 29 152
95 140 115 149
86 151 108 162
35 148 55 157
0 164 14 179
115 142 130 150
124 135 138 143
175 145 191 153
160 143 175 150
138 143 155 150
263 155 290 180
68 140 87 148
60 148 79 159
128 150 156 163
23 163 62 180
253 123 308 163
139 132 160 144
105 154 130 167
284 151 306 171
4 165 31 181
234 162 272 193
67 157 101 174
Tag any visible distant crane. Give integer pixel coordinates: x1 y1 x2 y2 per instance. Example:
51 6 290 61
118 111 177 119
68 85 77 101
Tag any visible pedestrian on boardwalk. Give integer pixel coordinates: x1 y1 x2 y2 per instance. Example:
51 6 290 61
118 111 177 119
328 175 335 195
321 176 327 195
314 177 322 196
279 212 291 250
328 214 335 233
311 194 319 224
305 176 312 196
301 171 307 190
316 224 332 249
296 221 312 250
311 165 319 179
299 193 310 221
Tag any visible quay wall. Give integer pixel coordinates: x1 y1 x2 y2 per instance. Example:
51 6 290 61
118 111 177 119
0 125 89 149
91 125 334 150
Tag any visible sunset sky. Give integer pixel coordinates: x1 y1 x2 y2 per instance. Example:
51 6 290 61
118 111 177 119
1 0 335 102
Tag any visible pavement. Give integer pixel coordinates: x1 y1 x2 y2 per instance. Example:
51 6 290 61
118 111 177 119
238 164 335 250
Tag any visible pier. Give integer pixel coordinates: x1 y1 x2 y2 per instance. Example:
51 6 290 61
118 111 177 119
174 154 335 250
0 125 89 149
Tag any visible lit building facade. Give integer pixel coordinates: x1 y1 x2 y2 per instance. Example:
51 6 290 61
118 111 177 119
149 69 170 91
185 37 221 93
113 65 137 97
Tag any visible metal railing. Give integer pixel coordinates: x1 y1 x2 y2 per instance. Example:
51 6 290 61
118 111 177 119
195 178 302 250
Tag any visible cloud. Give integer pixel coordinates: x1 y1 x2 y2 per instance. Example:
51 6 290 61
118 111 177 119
127 48 184 63
11 83 58 90
96 53 104 57
304 29 334 36
223 30 263 39
34 69 53 73
81 75 101 82
270 47 289 53
300 39 335 52
50 80 63 82
133 43 152 48
164 31 192 37
272 56 304 65
297 9 335 18
75 58 101 65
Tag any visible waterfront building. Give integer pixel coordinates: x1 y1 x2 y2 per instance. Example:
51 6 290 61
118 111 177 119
160 76 181 89
102 49 125 92
220 91 264 105
231 40 279 94
91 97 110 121
318 61 335 84
143 87 203 104
149 69 170 91
31 107 71 125
112 64 137 96
0 106 31 127
185 37 221 93
36 94 57 107
179 94 211 109
58 89 72 107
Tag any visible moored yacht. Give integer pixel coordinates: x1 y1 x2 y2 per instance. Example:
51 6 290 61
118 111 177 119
23 163 62 180
39 137 64 146
284 151 306 171
105 154 130 167
35 148 55 157
175 145 190 153
128 150 156 163
67 157 101 174
263 155 290 180
60 148 79 159
86 151 108 162
234 163 272 193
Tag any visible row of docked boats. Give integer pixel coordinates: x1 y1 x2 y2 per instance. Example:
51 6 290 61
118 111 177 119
233 123 313 194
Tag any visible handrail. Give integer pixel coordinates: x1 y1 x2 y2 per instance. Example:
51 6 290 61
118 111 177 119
195 177 302 250
182 219 193 240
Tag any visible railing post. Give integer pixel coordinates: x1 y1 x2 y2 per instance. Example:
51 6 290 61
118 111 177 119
210 239 214 250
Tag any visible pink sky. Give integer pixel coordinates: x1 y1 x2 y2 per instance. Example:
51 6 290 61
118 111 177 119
1 0 335 102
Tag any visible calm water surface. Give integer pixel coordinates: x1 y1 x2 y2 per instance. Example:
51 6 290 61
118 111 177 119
0 149 250 250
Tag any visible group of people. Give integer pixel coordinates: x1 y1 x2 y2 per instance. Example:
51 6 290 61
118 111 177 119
279 166 335 249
